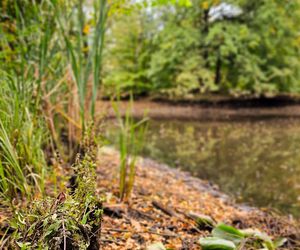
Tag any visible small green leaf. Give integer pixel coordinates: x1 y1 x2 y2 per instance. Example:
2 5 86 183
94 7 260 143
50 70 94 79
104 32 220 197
212 223 245 244
147 242 166 250
241 228 274 249
81 210 92 225
199 237 236 250
263 241 275 250
43 222 61 238
273 237 287 248
16 241 31 250
189 212 215 229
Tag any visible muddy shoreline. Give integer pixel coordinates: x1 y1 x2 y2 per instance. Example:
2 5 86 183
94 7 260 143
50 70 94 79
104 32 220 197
97 99 300 121
139 157 256 213
98 147 300 249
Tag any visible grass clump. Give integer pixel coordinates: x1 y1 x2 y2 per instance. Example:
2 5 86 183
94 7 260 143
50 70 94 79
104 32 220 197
112 97 148 201
7 129 102 250
54 0 108 129
0 75 47 204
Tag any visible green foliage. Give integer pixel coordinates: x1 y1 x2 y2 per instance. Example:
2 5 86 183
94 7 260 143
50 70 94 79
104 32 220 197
199 223 287 250
11 194 102 249
0 75 47 202
0 3 106 248
54 0 108 128
103 0 300 98
148 222 287 250
0 0 111 203
112 97 148 201
103 7 156 96
150 0 192 7
0 0 60 81
1 0 109 134
10 141 102 249
199 237 236 250
211 223 245 245
189 212 216 230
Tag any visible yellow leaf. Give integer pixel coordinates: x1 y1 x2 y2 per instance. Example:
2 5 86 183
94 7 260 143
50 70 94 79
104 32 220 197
124 232 132 239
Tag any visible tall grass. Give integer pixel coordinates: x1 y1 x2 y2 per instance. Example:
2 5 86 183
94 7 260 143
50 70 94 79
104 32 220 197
0 0 112 199
0 2 109 247
0 0 62 202
0 0 110 203
54 0 108 131
0 75 47 202
112 97 148 201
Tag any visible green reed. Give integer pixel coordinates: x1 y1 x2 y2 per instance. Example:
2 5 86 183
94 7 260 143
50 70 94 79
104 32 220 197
112 97 148 201
54 0 108 131
0 75 47 202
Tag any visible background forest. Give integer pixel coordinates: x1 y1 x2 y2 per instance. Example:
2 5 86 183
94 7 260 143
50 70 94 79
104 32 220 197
103 0 300 98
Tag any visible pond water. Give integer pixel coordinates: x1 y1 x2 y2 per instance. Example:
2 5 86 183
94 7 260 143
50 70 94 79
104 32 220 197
108 117 300 217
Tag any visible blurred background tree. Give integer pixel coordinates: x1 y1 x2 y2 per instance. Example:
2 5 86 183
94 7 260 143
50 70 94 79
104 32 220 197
103 8 156 97
103 0 300 98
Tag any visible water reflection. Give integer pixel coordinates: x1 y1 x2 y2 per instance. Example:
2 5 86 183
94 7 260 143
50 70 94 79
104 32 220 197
108 118 300 217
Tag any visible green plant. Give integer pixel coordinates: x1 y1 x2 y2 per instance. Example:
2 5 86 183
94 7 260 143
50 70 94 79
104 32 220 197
9 136 102 249
0 75 47 203
54 0 108 131
199 223 287 250
112 97 148 201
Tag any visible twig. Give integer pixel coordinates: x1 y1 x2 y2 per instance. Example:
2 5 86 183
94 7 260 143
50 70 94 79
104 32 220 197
0 232 10 249
152 202 202 234
62 219 66 250
152 201 176 217
175 209 203 233
101 238 120 244
102 227 180 238
128 207 155 221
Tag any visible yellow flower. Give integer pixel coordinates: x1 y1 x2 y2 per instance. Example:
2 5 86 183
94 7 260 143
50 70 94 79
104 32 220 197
201 1 209 10
83 24 90 35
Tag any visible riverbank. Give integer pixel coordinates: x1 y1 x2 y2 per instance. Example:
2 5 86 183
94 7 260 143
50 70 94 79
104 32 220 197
97 99 300 121
98 147 300 249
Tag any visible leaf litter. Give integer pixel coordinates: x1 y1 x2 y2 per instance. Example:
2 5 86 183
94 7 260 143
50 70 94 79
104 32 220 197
97 147 300 249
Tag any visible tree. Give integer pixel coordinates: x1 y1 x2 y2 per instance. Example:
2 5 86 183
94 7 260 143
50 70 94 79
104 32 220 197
103 7 156 96
104 0 300 97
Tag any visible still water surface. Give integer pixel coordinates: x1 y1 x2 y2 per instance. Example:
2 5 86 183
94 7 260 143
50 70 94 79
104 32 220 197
109 118 300 217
